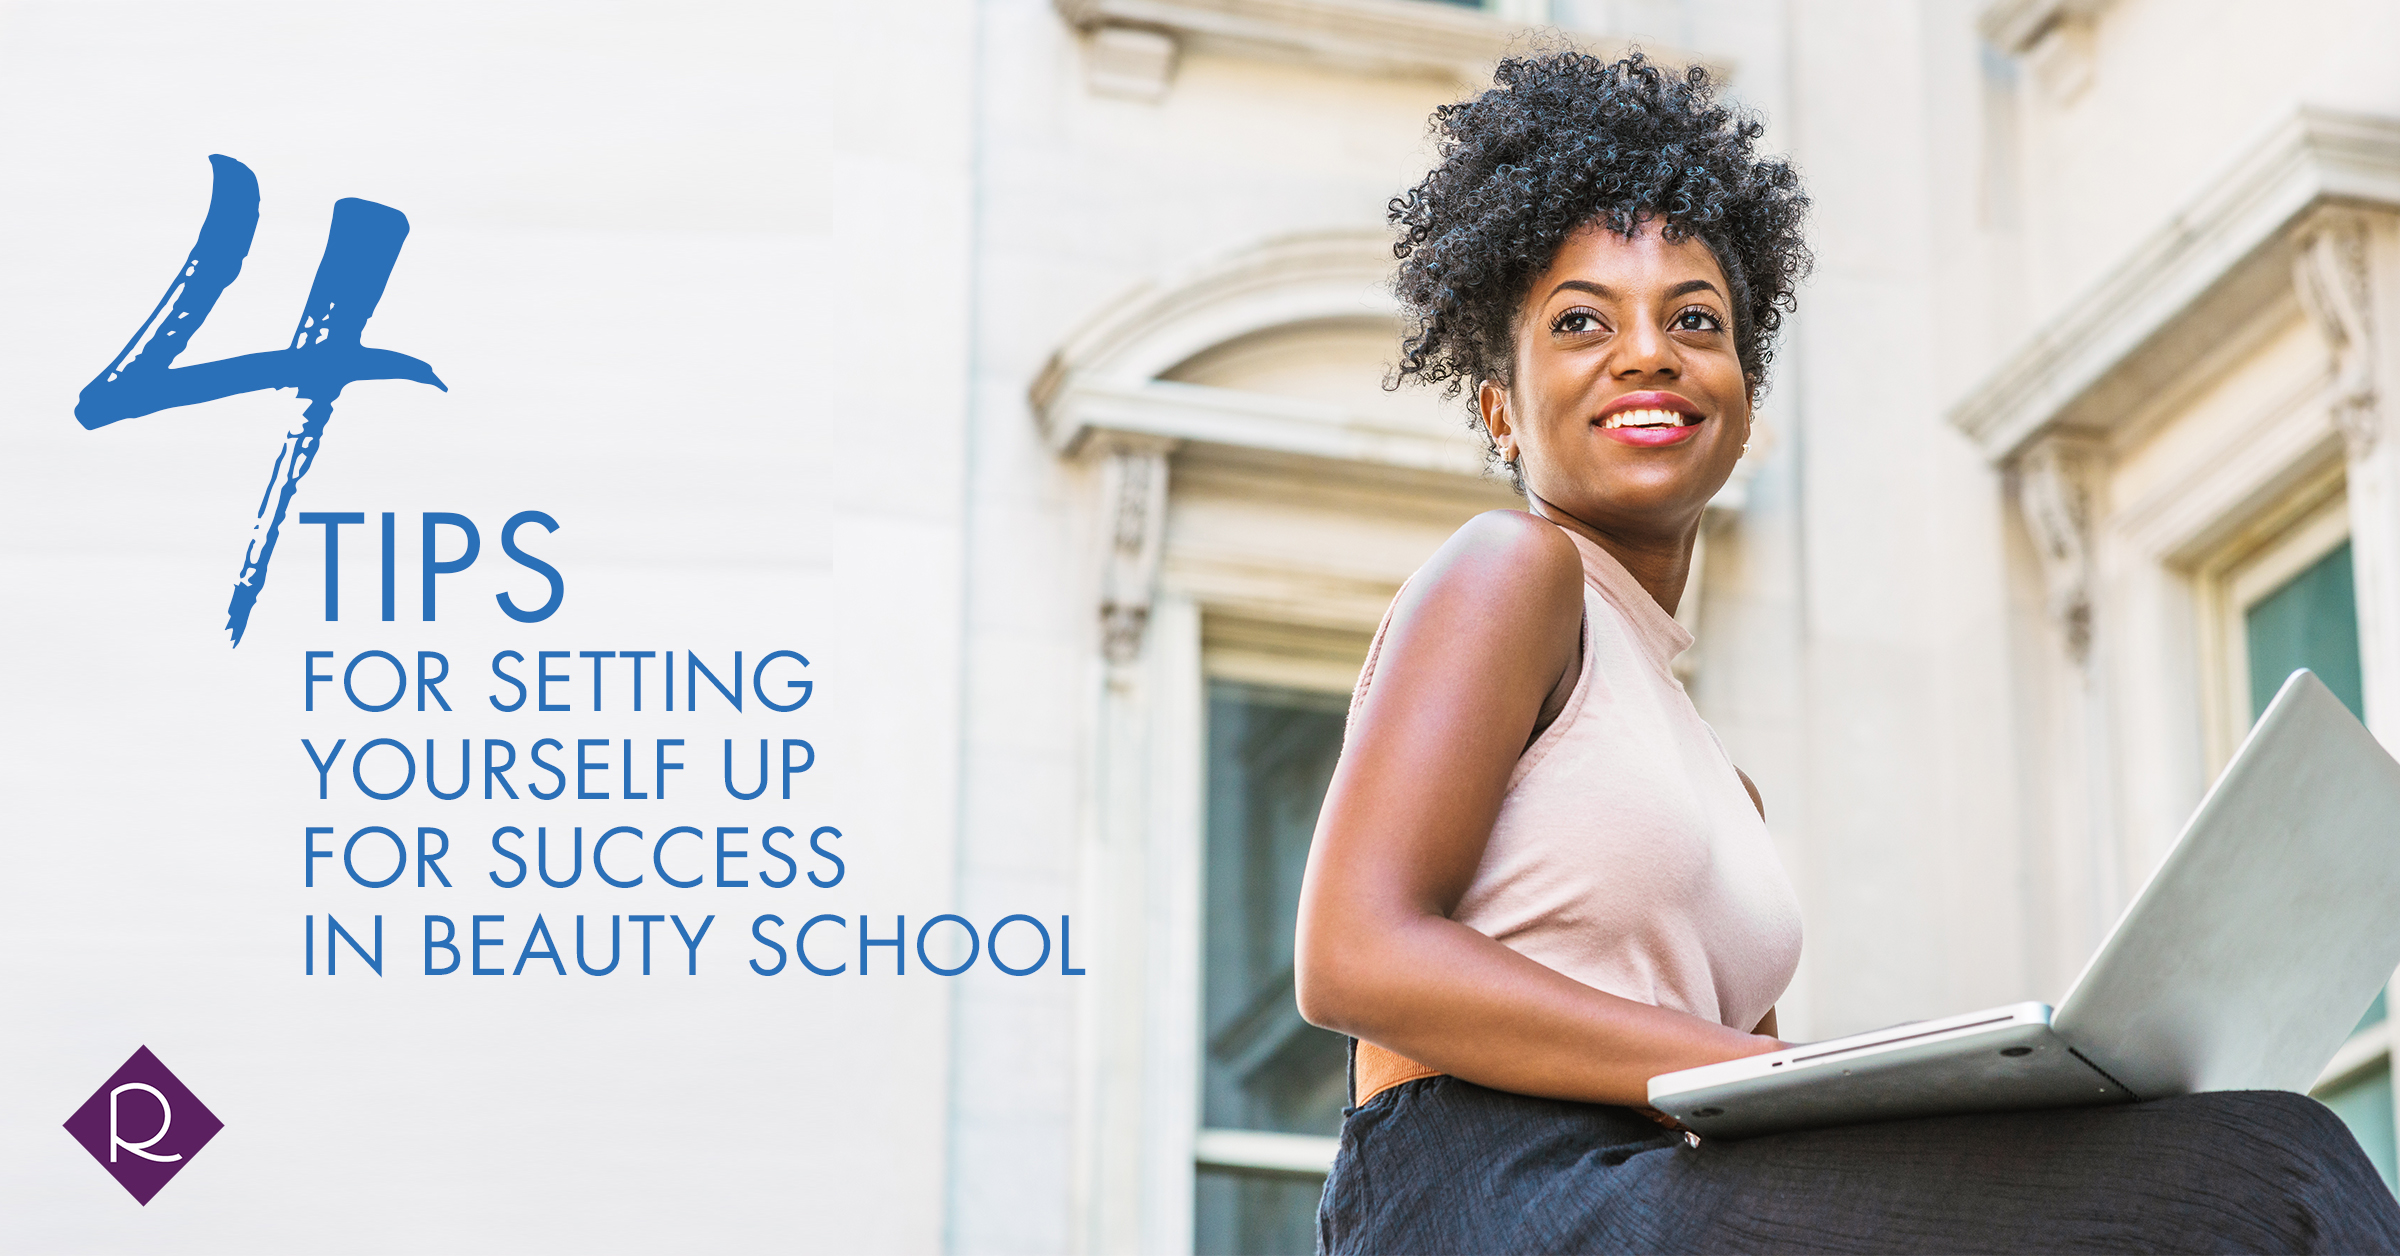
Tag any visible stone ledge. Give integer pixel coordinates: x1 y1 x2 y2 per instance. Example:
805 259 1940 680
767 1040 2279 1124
1053 0 1719 87
1947 107 2400 465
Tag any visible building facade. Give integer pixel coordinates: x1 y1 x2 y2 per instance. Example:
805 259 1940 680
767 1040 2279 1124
941 1 2400 1252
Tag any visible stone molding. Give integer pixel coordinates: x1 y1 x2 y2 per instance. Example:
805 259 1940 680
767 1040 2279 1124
1060 376 1487 475
2294 213 2383 459
1052 0 1719 96
2015 436 2101 665
1975 0 2111 53
1978 0 2111 104
1082 25 1181 102
1034 230 1472 662
1096 436 1177 663
1056 0 1519 80
1031 229 1437 461
1948 107 2400 466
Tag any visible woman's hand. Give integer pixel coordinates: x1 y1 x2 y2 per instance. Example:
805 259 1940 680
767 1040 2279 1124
1294 510 1774 1107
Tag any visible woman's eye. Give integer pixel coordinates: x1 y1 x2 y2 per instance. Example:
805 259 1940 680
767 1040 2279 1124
1673 307 1724 333
1553 310 1603 335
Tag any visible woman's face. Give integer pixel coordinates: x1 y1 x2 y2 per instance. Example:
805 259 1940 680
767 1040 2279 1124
1483 219 1751 543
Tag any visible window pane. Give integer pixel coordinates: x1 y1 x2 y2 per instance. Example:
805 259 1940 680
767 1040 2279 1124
2246 540 2364 722
1199 681 1350 1255
1202 681 1351 1137
2318 1064 2399 1193
1195 1166 1326 1256
2248 538 2388 1188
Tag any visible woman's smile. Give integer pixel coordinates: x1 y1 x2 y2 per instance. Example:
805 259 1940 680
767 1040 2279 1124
1597 389 1705 445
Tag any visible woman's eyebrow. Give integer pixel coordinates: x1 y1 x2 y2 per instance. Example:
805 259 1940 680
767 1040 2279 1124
1547 279 1615 301
1546 278 1725 302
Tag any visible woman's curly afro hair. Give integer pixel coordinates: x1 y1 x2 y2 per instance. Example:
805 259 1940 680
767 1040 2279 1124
1389 49 1810 432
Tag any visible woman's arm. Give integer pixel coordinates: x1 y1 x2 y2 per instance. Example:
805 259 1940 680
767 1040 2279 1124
1294 510 1781 1106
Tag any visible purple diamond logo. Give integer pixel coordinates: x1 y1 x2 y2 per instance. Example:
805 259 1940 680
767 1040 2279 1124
62 1046 223 1204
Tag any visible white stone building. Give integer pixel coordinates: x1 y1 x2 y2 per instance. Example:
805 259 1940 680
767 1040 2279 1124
943 1 2400 1252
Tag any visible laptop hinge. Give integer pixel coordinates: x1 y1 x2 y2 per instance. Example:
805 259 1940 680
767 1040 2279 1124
2066 1045 2141 1101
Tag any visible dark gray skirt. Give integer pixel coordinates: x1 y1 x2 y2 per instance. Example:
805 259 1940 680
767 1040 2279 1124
1319 1073 2400 1254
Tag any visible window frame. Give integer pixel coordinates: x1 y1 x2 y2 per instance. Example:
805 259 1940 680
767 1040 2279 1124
2193 466 2347 773
1190 628 1364 1186
2195 477 2399 1178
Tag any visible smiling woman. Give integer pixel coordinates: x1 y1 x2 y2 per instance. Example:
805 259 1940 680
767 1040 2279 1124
1293 49 2400 1256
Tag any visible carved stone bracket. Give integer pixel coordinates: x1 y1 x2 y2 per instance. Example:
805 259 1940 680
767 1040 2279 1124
1082 25 1179 102
2016 438 2101 664
1096 437 1177 664
1978 0 2111 104
2294 213 2382 459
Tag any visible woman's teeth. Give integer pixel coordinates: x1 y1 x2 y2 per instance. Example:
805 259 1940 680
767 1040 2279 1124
1602 408 1695 429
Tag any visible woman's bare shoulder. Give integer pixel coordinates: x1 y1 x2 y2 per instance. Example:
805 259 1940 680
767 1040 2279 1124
1389 510 1584 647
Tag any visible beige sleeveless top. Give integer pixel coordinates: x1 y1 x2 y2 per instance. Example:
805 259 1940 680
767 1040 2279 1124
1353 527 1803 1034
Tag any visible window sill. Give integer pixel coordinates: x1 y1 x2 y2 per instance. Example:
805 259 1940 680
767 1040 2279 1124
1195 1127 1341 1175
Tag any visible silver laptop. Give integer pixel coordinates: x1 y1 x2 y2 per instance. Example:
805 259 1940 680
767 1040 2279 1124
1649 669 2400 1140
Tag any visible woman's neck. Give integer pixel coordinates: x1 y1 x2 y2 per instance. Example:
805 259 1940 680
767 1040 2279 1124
1524 493 1697 617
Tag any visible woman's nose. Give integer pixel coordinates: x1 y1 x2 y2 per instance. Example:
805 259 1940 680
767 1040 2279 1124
1613 317 1678 377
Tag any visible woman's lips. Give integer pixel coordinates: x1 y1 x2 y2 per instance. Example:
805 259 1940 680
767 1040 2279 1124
1595 404 1705 447
1599 422 1702 447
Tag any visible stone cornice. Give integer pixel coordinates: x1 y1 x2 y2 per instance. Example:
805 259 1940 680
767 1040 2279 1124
1032 230 1494 477
1052 0 1717 82
1031 229 1398 445
1055 377 1486 474
1948 107 2400 465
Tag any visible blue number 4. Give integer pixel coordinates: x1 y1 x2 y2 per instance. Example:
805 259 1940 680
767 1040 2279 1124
76 155 445 646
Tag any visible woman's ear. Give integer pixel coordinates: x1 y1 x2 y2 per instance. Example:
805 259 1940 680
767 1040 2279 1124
1478 379 1515 463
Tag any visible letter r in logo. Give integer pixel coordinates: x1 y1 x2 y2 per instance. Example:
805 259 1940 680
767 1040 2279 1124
109 1082 181 1164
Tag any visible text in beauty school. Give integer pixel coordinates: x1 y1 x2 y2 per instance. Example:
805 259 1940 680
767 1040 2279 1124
294 510 1082 985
